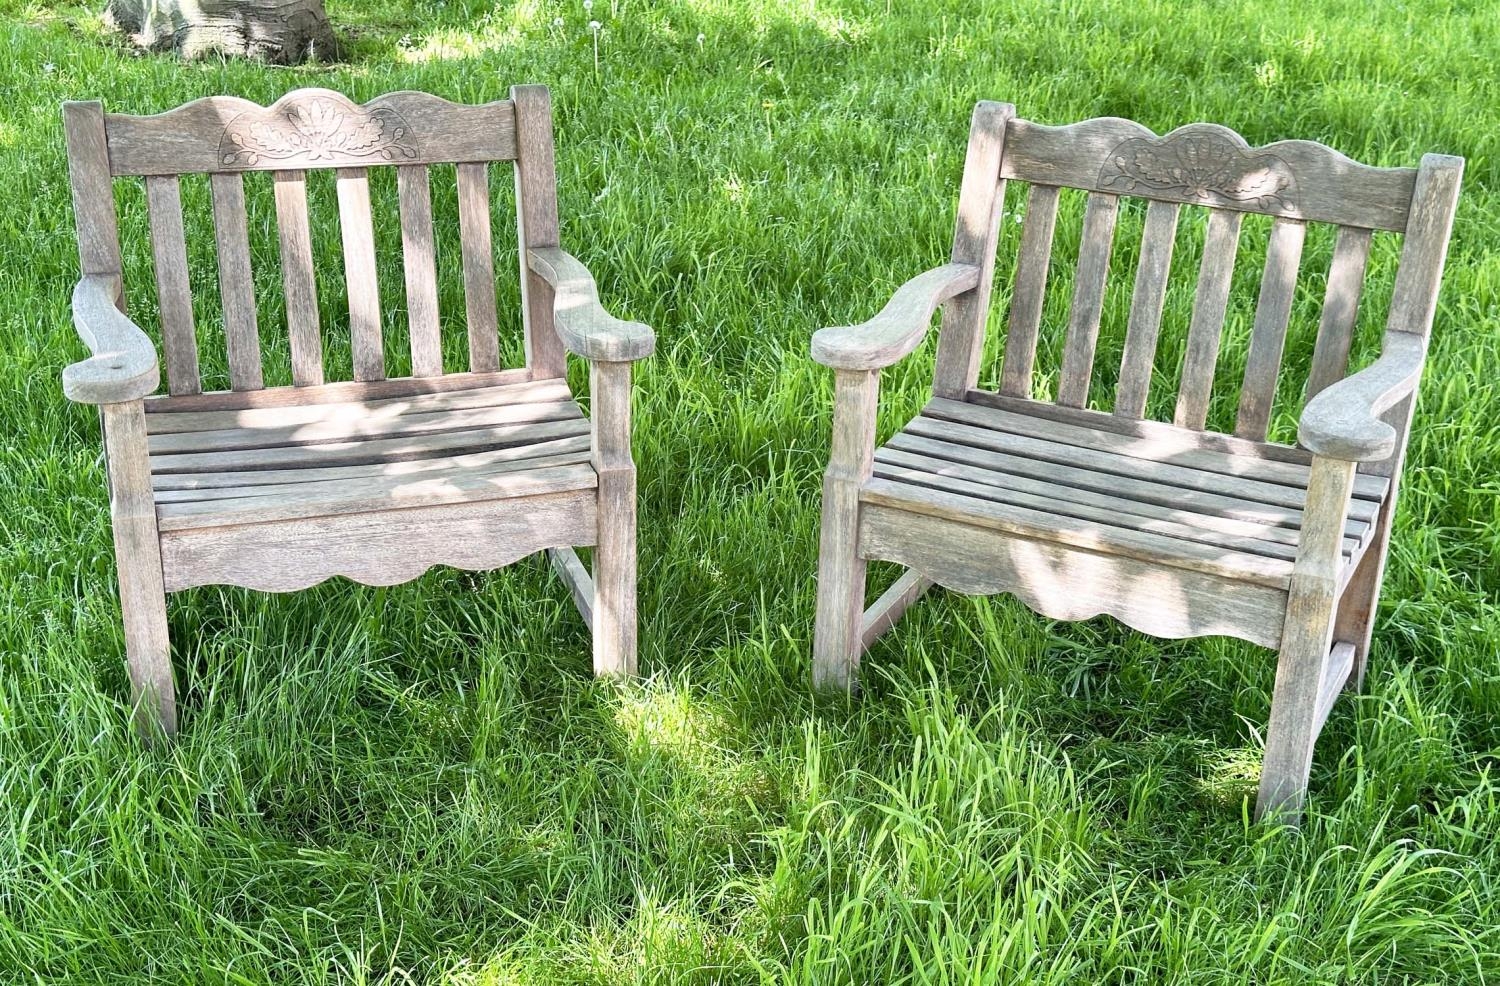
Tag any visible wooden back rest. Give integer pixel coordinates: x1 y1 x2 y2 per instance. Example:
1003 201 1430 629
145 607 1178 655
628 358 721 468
955 109 1460 445
63 86 566 396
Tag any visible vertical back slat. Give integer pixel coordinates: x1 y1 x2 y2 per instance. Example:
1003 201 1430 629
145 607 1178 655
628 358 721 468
1114 200 1181 418
512 85 567 379
1174 208 1243 429
272 170 323 387
145 175 200 395
335 167 384 382
210 172 263 391
930 102 1014 399
456 162 501 374
1234 218 1306 439
998 183 1060 398
397 165 444 377
1056 192 1119 407
1305 226 1373 401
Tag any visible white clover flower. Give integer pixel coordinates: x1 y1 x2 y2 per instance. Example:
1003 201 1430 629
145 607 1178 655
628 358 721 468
42 62 56 73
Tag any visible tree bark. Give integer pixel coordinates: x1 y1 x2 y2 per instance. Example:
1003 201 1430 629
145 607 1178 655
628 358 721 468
105 0 338 64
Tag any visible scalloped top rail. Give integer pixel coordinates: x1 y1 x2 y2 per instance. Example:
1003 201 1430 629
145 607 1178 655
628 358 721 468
102 89 519 176
1000 118 1418 231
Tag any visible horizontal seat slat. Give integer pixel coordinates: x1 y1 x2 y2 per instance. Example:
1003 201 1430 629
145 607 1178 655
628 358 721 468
157 461 597 532
926 397 1388 504
861 478 1295 588
152 435 592 492
144 369 535 414
151 417 590 474
873 446 1362 555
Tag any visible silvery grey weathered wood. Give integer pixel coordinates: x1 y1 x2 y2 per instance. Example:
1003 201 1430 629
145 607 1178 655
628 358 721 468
210 172 263 391
528 249 657 362
103 89 519 176
858 504 1288 649
860 570 931 650
998 184 1060 398
811 263 979 371
145 175 201 396
931 101 1013 399
1298 333 1427 461
103 401 177 736
1056 192 1119 407
160 488 596 593
1235 218 1306 441
65 85 654 735
271 169 324 388
513 85 567 380
547 546 595 627
456 162 502 374
808 102 1463 823
64 275 160 405
1174 209 1243 430
590 360 638 676
335 167 385 382
1305 226 1372 402
1114 199 1180 418
1000 117 1417 231
397 165 444 378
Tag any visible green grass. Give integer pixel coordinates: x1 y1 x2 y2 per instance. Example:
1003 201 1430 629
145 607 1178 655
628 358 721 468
2 0 1500 981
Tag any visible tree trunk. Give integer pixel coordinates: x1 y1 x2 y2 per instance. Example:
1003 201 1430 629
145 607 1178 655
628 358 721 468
105 0 338 64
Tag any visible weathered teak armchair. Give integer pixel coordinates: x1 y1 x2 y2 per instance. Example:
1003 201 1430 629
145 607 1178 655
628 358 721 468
62 86 652 736
810 104 1461 821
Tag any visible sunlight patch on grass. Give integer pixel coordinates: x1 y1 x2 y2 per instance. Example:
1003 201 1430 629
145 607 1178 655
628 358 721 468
611 681 730 766
398 0 545 62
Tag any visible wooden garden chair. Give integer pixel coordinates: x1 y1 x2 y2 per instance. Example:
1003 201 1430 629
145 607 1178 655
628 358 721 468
62 86 652 736
810 103 1461 821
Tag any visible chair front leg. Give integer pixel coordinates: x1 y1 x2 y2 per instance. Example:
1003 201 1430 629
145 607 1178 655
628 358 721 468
102 401 176 737
1256 455 1358 823
590 359 637 677
813 369 880 690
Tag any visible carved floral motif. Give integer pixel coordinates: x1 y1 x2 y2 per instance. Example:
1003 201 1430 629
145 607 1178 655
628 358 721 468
218 95 418 167
1099 130 1298 211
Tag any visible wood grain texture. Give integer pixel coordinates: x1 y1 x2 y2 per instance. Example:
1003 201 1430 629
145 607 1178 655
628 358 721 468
1056 192 1119 407
858 504 1287 649
159 488 596 592
272 169 323 387
210 172 263 391
397 165 444 377
1298 332 1427 461
335 168 384 382
1234 218 1306 440
1256 455 1356 822
64 274 160 405
104 89 519 175
1000 117 1417 231
512 85 567 379
102 401 177 736
547 546 595 627
1114 199 1180 418
1305 226 1372 401
144 368 532 413
1174 209 1243 429
528 248 657 362
931 101 1014 399
590 360 637 676
811 263 979 371
860 570 932 649
998 183 1060 398
145 175 200 395
456 162 502 373
63 101 124 280
813 369 879 689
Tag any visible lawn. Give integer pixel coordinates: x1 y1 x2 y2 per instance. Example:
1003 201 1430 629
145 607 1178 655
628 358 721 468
2 0 1499 981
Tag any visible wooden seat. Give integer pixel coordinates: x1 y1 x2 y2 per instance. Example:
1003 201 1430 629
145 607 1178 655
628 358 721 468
809 104 1463 823
61 86 653 737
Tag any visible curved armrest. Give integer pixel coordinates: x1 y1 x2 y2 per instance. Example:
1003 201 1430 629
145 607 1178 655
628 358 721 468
527 248 655 362
810 263 980 371
62 274 159 405
1298 332 1427 461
